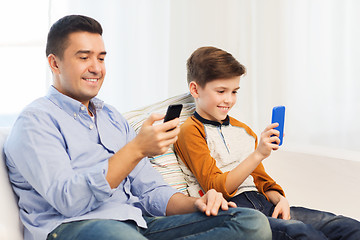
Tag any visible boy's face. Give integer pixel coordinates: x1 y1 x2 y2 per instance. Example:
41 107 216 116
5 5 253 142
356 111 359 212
191 76 240 123
49 31 107 107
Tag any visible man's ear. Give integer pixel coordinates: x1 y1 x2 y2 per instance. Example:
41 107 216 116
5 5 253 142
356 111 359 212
47 54 60 74
189 81 200 98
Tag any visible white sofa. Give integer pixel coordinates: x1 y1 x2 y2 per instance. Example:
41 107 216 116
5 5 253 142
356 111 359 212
1 93 359 239
0 127 23 240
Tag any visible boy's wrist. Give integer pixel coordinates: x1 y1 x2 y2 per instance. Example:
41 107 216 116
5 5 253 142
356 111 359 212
252 150 266 163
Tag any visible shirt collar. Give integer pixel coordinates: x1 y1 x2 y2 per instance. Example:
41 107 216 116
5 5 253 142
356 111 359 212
194 111 230 127
46 85 104 117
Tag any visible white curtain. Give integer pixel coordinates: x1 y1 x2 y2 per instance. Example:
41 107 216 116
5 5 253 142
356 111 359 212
3 0 358 159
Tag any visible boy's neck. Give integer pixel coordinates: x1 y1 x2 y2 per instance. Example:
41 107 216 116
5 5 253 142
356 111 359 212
194 111 230 126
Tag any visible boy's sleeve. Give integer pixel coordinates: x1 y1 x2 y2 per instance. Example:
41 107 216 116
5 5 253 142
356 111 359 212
250 129 285 199
230 117 285 199
251 163 285 200
174 117 236 199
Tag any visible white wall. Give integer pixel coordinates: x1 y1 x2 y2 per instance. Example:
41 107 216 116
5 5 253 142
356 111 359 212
2 0 359 160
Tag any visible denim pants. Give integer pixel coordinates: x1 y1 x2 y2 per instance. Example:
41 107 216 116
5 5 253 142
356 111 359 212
46 207 271 240
230 191 360 240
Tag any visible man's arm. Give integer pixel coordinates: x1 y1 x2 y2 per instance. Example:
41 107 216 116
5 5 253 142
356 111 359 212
106 113 180 189
166 190 237 216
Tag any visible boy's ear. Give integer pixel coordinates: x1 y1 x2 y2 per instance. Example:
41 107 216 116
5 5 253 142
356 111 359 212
47 54 60 74
189 81 200 98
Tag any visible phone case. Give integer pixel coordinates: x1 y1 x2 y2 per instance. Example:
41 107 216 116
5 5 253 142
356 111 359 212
271 106 285 146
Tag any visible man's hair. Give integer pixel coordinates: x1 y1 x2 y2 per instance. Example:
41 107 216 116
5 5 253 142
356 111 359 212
187 46 246 87
46 15 103 59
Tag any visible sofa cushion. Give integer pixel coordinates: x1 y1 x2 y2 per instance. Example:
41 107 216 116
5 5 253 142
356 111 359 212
0 127 23 240
123 93 195 195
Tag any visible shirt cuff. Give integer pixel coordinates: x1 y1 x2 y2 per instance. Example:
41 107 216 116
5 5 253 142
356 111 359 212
85 161 114 201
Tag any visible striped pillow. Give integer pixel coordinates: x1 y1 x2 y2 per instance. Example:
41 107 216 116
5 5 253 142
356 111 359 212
123 93 195 195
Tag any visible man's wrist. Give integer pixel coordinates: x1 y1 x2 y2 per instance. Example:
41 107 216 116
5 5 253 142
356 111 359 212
127 139 147 161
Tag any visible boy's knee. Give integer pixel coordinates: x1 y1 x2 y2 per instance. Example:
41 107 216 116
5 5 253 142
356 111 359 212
229 207 271 240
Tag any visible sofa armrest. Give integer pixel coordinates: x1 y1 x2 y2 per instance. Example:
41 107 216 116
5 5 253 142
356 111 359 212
0 128 24 240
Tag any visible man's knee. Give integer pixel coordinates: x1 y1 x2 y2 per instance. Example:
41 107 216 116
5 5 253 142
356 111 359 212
226 207 272 240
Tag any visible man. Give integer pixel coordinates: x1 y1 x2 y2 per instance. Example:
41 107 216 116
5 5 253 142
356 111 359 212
4 15 271 240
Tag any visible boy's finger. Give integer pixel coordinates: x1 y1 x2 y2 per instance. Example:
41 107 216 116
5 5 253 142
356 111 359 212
272 208 280 218
265 122 279 131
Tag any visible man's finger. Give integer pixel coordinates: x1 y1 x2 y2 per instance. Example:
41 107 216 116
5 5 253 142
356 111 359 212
210 193 222 216
142 113 164 127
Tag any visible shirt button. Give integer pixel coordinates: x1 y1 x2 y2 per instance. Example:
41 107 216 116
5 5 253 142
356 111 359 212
81 106 86 111
89 124 94 130
73 113 77 118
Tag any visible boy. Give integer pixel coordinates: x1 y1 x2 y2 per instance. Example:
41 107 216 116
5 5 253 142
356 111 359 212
174 46 360 239
4 16 271 240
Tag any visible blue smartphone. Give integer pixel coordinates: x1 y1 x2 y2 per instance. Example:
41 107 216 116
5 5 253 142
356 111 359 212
271 106 285 146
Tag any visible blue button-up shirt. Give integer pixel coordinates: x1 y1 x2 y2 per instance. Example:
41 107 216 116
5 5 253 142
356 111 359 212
4 86 178 240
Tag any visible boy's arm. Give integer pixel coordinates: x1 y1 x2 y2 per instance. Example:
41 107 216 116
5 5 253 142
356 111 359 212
251 163 285 199
174 117 235 199
265 190 290 220
175 117 285 200
229 118 285 199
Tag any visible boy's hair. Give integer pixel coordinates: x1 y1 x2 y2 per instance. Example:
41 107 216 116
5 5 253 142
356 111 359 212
46 15 103 59
187 46 246 87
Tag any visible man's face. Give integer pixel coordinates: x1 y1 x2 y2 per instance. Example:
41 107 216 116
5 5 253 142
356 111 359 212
52 31 106 106
194 76 240 123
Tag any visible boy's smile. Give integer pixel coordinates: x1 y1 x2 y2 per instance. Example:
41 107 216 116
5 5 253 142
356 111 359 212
190 76 240 123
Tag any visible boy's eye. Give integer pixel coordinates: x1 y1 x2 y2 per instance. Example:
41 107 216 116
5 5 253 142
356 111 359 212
232 91 238 94
217 90 225 94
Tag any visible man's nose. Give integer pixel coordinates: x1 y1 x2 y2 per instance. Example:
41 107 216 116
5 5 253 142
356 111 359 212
88 58 102 74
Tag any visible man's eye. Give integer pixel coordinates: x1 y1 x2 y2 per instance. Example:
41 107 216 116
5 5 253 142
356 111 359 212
80 57 88 60
218 91 224 94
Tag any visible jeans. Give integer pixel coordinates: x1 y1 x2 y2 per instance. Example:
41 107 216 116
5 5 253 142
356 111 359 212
230 191 360 240
47 207 271 240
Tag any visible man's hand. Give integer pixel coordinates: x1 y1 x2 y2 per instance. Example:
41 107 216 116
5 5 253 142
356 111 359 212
166 190 236 216
135 113 180 158
195 189 237 216
106 113 179 189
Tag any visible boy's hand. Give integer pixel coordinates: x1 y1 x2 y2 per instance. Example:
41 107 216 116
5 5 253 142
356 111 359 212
255 123 280 159
194 189 237 216
272 196 291 220
135 113 180 158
